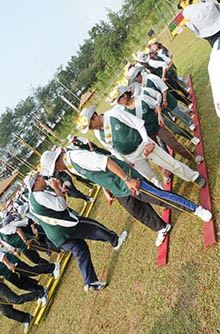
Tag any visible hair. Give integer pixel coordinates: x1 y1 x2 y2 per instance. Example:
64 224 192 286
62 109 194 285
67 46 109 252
128 64 136 70
90 111 97 120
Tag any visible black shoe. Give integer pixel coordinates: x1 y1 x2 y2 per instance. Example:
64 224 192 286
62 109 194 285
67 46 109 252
194 175 206 188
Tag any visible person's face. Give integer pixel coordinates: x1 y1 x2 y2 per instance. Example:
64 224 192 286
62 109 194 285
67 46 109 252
118 94 128 107
89 114 102 130
151 43 158 51
136 73 142 84
35 175 46 188
54 153 66 171
149 52 157 59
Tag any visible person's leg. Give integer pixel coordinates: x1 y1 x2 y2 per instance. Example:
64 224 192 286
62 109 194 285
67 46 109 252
157 127 193 160
16 260 55 277
163 109 193 140
68 187 90 201
60 239 98 285
208 46 220 118
0 304 31 323
139 180 197 213
7 272 44 292
171 106 195 128
146 143 199 182
69 217 119 247
23 248 49 265
117 195 166 231
0 282 42 304
125 146 164 189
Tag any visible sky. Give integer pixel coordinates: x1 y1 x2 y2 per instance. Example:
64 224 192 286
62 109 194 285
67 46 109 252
0 0 124 115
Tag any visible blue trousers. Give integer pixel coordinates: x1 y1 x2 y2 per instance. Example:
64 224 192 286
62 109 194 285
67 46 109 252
60 239 98 285
140 180 197 212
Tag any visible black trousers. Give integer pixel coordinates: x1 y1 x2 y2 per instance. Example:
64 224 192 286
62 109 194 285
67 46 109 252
117 195 166 232
22 247 49 265
15 260 55 277
72 217 119 247
68 184 90 201
0 282 42 323
6 272 44 293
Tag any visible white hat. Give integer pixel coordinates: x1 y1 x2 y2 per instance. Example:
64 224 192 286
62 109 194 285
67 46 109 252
133 51 150 64
40 146 62 177
126 67 142 84
67 134 75 143
17 202 29 216
23 172 39 192
183 1 220 38
116 85 132 102
77 106 97 134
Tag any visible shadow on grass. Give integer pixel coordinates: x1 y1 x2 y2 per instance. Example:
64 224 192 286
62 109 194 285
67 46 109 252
106 216 134 284
149 261 201 334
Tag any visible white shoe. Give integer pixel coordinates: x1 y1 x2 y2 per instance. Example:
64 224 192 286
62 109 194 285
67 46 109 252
194 155 204 164
24 315 33 333
194 206 212 222
155 224 171 247
84 281 107 292
113 231 128 251
88 197 95 203
191 136 200 145
188 103 193 109
37 287 48 307
189 123 196 131
53 262 60 280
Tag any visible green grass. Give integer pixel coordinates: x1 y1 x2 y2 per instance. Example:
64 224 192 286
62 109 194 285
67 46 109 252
2 27 220 334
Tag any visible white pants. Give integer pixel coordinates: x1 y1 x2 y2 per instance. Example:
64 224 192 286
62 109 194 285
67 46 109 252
125 141 199 184
125 143 164 189
208 39 220 118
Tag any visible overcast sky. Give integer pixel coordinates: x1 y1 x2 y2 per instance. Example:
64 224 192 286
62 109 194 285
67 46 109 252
0 0 124 115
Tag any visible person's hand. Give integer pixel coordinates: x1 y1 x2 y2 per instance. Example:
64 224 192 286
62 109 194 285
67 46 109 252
26 240 32 247
144 143 155 157
162 101 168 109
125 178 140 192
14 250 21 257
158 114 164 127
8 263 16 271
103 189 115 204
50 178 61 191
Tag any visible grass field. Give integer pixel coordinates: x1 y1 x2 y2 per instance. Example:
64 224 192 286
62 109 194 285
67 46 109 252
2 27 220 334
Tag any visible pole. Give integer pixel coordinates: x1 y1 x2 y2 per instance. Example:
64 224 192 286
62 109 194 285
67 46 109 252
7 151 35 170
57 79 81 102
60 95 80 113
0 159 25 178
34 117 63 142
13 134 41 157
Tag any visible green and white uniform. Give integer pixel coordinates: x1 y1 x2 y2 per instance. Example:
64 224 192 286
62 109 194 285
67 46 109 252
95 107 199 184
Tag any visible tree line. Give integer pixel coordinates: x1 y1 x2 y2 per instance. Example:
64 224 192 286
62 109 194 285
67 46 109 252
0 0 178 177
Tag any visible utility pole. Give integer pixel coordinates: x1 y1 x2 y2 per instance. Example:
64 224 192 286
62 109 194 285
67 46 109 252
57 79 81 102
34 117 63 142
7 151 35 170
13 134 41 157
0 158 25 178
61 95 80 113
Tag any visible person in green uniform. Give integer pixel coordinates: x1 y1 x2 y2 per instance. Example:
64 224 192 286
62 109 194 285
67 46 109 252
24 172 127 292
40 147 212 248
